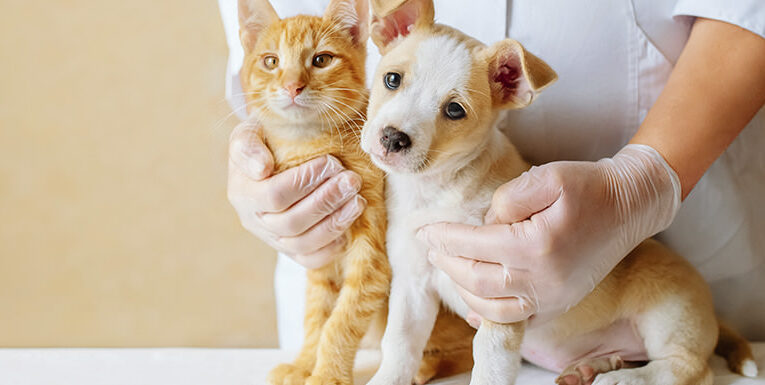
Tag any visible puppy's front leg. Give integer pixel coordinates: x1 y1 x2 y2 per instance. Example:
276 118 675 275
367 276 440 385
470 321 525 385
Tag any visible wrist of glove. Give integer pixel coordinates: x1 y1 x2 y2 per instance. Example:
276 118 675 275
597 143 682 247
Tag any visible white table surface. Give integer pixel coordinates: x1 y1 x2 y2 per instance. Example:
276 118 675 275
0 346 763 385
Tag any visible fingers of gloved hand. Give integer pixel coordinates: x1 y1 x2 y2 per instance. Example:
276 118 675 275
291 234 348 270
427 250 529 299
417 222 535 264
229 155 346 214
229 122 274 180
455 284 536 324
485 164 564 225
276 195 366 256
259 170 362 237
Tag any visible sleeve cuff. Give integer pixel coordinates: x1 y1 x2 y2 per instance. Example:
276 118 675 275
673 0 765 40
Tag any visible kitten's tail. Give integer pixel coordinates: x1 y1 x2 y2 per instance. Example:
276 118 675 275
716 321 758 377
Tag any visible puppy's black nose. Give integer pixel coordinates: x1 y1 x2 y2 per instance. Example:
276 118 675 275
380 126 411 153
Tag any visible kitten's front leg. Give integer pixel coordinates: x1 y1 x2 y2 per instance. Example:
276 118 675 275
268 268 340 385
367 276 440 385
306 236 391 385
470 321 525 385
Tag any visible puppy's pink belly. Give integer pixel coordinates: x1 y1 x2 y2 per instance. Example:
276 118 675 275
520 319 648 373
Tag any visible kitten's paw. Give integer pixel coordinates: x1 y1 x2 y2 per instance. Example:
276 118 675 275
556 356 624 385
268 363 311 385
305 374 347 385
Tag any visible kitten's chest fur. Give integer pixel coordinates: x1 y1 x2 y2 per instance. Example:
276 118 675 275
263 119 367 173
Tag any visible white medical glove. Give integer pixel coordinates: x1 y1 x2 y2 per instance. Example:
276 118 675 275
418 144 682 325
227 120 366 269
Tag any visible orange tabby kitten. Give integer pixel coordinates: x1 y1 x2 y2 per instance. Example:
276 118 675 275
237 0 475 384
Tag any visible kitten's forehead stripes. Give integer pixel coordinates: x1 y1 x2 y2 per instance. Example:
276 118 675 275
266 18 351 63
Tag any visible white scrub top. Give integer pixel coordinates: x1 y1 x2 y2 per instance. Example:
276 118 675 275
218 0 765 347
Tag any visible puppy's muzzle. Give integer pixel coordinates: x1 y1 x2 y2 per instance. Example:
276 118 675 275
381 126 411 154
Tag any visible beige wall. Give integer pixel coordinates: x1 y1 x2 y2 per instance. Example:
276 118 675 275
0 0 279 347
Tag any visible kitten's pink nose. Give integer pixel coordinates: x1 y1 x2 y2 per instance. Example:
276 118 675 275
284 82 305 99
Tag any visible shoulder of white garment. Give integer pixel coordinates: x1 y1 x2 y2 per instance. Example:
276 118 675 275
673 0 765 39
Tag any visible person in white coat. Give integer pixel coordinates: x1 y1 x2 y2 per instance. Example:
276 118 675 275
221 0 765 349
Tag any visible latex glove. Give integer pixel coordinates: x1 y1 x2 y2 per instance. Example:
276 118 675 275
418 144 681 325
227 120 366 269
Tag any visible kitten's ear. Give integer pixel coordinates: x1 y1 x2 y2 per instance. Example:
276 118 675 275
370 0 434 53
482 39 557 109
324 0 369 46
238 0 279 52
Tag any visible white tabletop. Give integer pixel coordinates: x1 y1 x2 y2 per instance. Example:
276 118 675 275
1 346 763 385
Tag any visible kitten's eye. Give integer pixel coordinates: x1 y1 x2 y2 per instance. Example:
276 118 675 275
312 54 333 68
263 56 279 70
384 72 402 90
444 102 466 120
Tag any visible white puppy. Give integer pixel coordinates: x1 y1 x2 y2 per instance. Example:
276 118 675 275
361 0 757 384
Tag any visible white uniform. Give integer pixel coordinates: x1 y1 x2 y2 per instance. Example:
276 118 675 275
218 0 765 347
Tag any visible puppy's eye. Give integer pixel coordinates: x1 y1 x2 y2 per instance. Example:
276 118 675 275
444 102 466 120
263 56 279 70
312 54 333 68
384 72 402 90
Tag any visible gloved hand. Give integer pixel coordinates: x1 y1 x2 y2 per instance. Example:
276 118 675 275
418 144 682 325
227 120 366 269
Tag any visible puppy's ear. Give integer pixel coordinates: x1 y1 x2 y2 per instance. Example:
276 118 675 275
238 0 279 52
482 39 557 109
370 0 434 53
325 0 370 46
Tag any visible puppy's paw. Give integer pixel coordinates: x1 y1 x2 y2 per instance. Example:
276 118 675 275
366 372 408 385
590 368 647 385
305 374 347 385
268 363 311 385
556 356 624 385
414 368 437 385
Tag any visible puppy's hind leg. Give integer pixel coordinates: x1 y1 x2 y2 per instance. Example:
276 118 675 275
415 307 475 385
592 299 717 385
470 321 525 385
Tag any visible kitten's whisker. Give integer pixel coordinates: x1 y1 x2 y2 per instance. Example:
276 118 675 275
212 99 262 133
320 97 365 141
319 102 348 152
320 98 363 141
226 90 267 99
321 96 365 121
